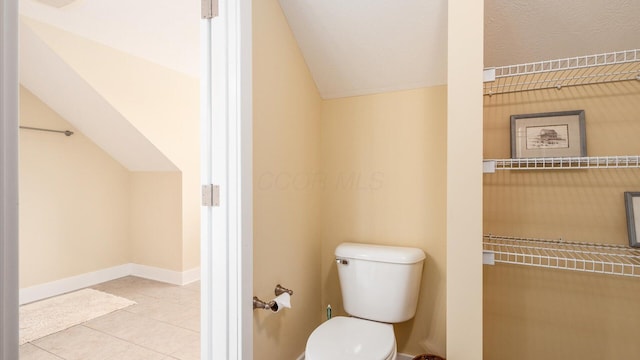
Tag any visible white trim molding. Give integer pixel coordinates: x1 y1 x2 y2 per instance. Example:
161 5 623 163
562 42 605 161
19 264 131 305
130 264 200 286
19 264 201 305
201 0 252 359
181 267 202 285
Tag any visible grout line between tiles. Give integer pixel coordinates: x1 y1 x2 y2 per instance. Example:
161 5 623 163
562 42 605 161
79 324 175 358
23 277 200 360
28 343 66 360
118 306 200 333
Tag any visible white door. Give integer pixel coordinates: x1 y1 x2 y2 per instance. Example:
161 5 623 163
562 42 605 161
201 0 253 359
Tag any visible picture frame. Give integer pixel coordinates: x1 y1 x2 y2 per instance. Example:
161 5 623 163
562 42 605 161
624 192 640 248
510 110 586 159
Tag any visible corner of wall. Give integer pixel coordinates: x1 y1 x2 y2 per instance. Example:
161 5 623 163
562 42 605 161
252 0 323 358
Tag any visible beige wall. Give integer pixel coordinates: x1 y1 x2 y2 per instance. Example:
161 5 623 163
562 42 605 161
24 19 200 272
254 2 486 358
130 172 182 271
20 87 185 287
252 0 323 358
483 81 640 359
19 87 131 287
320 87 448 355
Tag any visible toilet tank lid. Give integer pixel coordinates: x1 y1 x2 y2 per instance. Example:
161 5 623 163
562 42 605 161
335 243 425 264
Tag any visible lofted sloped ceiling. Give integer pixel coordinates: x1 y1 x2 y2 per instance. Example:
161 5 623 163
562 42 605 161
20 0 200 78
19 0 199 172
19 0 640 105
280 0 640 99
19 20 178 171
278 0 448 99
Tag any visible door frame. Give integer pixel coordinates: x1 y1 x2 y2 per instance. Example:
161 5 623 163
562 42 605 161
0 0 20 359
201 0 253 358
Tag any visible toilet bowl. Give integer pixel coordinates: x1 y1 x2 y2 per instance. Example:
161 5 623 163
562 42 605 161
305 316 396 360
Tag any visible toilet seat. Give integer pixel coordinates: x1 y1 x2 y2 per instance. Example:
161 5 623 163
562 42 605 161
305 316 396 360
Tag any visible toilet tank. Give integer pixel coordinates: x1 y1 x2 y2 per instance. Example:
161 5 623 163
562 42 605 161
335 242 425 323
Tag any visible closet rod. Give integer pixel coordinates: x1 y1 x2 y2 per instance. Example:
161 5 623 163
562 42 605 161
20 126 74 137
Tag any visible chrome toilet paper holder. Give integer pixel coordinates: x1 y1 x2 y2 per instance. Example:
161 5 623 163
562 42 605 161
253 284 293 311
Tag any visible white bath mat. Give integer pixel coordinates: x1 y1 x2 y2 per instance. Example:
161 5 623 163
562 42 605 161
19 288 136 344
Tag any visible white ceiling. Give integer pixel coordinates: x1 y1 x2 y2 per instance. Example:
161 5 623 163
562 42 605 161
280 0 640 98
20 0 200 78
20 21 178 171
19 0 198 171
485 0 640 67
278 0 448 99
19 0 640 100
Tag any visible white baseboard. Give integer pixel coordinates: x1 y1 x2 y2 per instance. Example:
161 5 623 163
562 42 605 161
295 352 414 360
180 267 201 285
20 263 200 305
19 264 131 305
130 264 200 286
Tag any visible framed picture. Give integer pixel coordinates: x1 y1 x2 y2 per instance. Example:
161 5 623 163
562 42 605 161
624 192 640 248
510 110 586 158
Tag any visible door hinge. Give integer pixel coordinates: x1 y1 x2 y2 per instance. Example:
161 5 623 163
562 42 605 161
201 0 219 19
202 184 220 207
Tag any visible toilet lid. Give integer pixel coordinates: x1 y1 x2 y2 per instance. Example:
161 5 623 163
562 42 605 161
305 316 395 360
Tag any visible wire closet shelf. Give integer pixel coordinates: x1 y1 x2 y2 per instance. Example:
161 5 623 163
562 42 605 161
483 155 640 172
483 234 640 278
483 49 640 95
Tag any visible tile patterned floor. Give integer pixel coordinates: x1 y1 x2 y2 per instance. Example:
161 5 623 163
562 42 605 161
20 276 200 360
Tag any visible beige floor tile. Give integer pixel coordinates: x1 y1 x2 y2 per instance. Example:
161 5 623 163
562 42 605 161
19 343 64 360
33 325 166 360
170 337 200 360
171 312 200 333
182 281 200 292
123 297 199 330
96 276 168 290
96 276 198 305
90 284 157 306
91 278 173 305
21 277 200 359
84 310 199 355
137 286 199 306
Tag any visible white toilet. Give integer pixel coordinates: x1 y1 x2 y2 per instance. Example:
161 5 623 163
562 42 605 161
305 242 426 360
